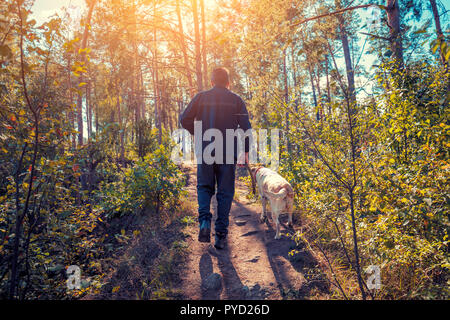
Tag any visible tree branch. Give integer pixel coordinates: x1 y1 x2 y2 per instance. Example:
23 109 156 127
289 4 376 28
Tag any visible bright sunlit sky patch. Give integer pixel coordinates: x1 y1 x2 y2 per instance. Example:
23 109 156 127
31 0 85 25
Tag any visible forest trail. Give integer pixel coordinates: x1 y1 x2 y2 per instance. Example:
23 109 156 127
177 165 329 300
81 164 329 300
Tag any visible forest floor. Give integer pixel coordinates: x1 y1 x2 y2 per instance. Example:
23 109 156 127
174 165 330 300
85 165 330 300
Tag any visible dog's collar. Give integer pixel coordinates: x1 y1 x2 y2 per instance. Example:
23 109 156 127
254 167 263 177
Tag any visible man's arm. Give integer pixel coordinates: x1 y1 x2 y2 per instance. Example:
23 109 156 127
180 93 201 135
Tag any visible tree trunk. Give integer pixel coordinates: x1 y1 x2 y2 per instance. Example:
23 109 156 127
153 3 162 144
139 64 145 118
131 1 142 156
283 50 290 151
325 55 331 105
283 49 289 104
290 46 297 90
346 91 366 299
349 189 367 300
386 0 403 67
200 0 208 89
327 38 347 96
290 46 300 112
308 64 318 108
93 76 98 134
67 55 76 148
87 80 92 140
429 0 446 66
76 0 96 146
116 81 125 165
315 64 323 120
176 0 194 97
10 4 40 297
192 0 203 92
152 65 162 144
337 14 356 105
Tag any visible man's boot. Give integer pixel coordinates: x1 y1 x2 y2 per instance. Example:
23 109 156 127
198 220 211 243
214 231 227 249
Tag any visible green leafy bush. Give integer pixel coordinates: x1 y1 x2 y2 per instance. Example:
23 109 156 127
98 145 186 218
278 59 449 299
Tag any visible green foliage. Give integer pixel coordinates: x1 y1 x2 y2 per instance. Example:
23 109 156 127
180 215 196 226
98 145 186 218
278 59 449 299
0 0 186 298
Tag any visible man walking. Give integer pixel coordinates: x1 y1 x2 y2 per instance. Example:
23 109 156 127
180 67 251 249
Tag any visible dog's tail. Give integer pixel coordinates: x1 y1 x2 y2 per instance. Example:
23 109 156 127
265 188 288 199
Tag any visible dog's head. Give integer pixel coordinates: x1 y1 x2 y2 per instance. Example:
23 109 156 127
249 165 264 180
246 164 264 194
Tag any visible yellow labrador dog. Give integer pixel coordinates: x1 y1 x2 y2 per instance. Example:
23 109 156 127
251 166 294 239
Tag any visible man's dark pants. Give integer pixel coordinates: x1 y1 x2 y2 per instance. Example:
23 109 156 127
197 163 235 235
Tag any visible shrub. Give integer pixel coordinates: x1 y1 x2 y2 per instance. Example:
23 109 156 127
98 145 186 218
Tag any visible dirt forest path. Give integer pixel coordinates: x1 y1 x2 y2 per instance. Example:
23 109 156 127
177 165 329 300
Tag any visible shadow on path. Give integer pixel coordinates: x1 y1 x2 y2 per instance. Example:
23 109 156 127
232 199 329 299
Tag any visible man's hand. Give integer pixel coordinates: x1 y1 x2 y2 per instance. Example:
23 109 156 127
237 152 249 168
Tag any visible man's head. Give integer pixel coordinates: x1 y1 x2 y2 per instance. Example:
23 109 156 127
211 67 230 88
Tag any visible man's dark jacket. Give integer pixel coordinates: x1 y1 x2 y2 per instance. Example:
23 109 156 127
180 86 252 163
